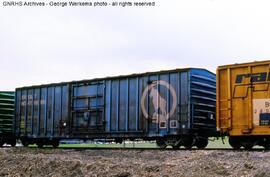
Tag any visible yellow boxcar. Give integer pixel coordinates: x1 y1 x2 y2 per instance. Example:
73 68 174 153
217 60 270 149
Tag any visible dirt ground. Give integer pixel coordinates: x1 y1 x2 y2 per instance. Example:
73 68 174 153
0 148 269 177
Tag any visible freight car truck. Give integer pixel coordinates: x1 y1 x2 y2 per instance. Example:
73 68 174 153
0 91 16 146
15 68 216 149
217 60 270 149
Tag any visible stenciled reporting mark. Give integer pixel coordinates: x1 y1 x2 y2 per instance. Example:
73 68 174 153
1 1 156 7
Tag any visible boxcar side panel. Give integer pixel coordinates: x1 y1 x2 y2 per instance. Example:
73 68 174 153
189 69 216 132
218 60 270 136
15 68 216 142
179 71 189 130
139 76 148 131
128 78 138 131
16 84 69 138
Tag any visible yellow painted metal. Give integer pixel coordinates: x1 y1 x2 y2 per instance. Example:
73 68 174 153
248 66 253 131
227 68 232 130
216 68 220 131
217 60 270 136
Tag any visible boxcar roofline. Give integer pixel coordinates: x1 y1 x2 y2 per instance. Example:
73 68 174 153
16 67 215 90
218 59 270 69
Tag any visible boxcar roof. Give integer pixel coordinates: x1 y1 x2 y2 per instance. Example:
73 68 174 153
218 59 270 69
16 67 215 90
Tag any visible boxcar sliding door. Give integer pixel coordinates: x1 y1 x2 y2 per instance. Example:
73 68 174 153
71 81 105 135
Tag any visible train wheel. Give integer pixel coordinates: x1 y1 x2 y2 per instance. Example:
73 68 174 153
172 145 180 150
10 141 16 147
183 138 194 150
37 143 43 148
21 140 29 147
52 141 59 148
115 139 123 144
243 143 254 150
184 144 193 149
263 144 270 150
195 138 208 149
0 140 4 147
156 140 167 149
261 138 270 150
229 137 241 150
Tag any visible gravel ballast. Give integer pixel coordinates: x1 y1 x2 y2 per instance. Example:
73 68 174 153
0 148 269 177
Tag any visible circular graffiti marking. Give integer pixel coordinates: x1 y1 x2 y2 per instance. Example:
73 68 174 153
140 80 177 120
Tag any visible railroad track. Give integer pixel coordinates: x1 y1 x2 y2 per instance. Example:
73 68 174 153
21 146 267 151
1 144 267 151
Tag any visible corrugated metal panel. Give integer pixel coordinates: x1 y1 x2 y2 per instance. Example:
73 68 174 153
0 92 15 134
190 69 216 130
15 85 70 138
217 60 270 136
15 68 216 140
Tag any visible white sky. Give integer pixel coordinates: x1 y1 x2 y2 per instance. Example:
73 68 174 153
1 0 270 90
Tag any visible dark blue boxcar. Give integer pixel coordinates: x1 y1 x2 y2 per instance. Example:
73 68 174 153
15 68 216 149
